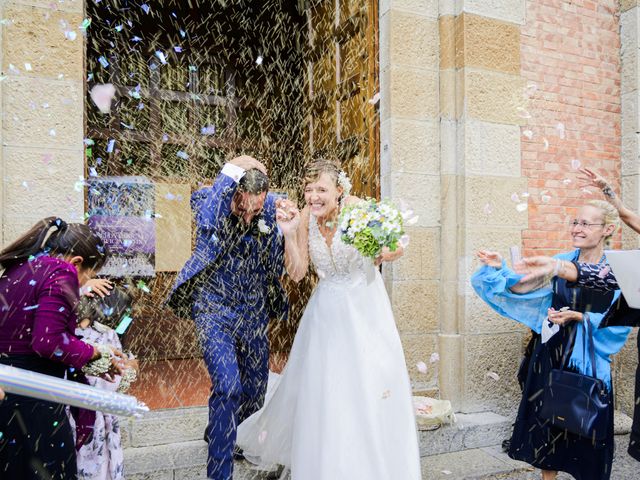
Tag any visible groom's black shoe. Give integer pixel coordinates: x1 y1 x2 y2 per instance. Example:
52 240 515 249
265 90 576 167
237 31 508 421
233 447 245 460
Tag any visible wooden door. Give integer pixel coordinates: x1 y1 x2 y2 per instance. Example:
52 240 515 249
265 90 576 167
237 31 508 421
306 0 380 199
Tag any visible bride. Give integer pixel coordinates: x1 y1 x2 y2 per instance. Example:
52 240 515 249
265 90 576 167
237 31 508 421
236 158 421 479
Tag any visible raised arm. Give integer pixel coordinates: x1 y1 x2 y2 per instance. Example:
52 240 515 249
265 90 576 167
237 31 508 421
580 167 640 234
276 200 310 282
192 157 265 231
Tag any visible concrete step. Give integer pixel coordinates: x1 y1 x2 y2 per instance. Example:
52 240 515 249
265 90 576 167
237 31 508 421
122 408 513 478
121 406 513 454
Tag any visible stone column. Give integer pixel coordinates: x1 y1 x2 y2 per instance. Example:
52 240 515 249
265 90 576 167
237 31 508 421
379 0 441 392
621 1 640 251
438 0 528 412
614 0 640 417
1 0 85 245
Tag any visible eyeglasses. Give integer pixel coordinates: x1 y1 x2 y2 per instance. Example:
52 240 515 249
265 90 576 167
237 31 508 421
569 220 605 230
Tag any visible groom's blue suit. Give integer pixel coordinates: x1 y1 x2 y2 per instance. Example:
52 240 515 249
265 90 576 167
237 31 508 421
167 165 287 480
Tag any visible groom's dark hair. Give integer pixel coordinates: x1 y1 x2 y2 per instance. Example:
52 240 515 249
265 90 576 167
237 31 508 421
238 169 269 195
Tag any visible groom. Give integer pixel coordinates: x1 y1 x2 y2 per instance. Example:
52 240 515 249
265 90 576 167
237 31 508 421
167 155 288 480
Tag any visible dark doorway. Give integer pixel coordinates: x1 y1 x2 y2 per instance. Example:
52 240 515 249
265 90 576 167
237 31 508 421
85 0 379 408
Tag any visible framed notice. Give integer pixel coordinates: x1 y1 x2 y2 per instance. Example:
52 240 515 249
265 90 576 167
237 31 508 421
87 176 155 277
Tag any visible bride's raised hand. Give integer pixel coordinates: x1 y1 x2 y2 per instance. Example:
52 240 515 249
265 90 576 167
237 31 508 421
276 199 300 236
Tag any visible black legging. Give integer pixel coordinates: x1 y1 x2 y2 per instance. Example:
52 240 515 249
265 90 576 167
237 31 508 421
0 356 77 480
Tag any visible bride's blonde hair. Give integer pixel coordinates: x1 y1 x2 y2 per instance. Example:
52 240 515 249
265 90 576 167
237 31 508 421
303 158 342 187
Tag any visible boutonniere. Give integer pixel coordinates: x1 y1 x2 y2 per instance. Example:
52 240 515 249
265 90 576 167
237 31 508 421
257 219 271 234
250 217 271 237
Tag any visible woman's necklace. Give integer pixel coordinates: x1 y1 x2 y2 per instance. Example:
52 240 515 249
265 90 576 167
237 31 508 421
578 249 605 264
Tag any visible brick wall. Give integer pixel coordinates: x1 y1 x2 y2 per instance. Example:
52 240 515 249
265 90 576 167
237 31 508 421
520 0 622 256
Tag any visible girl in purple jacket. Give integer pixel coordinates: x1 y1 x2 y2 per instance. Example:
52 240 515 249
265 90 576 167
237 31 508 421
0 217 122 480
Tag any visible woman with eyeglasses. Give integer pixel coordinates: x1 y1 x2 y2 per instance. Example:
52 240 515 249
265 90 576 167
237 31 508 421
472 199 632 480
516 168 640 464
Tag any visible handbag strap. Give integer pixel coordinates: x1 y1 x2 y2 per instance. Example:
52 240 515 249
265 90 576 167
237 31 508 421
584 315 598 379
558 317 597 378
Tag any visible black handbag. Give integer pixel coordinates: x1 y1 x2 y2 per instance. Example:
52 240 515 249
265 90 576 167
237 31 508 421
538 319 610 441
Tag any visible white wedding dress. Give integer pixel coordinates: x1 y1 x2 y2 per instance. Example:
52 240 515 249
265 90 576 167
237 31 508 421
236 215 422 480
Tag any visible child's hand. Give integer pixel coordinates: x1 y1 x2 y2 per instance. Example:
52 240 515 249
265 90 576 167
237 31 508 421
80 278 113 298
124 358 140 375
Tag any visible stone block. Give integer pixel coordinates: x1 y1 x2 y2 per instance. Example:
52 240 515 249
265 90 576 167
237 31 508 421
392 279 439 333
465 176 529 228
389 10 438 69
463 120 521 176
417 411 512 456
2 3 83 79
387 172 440 227
401 333 438 389
171 465 208 480
459 0 526 25
464 69 527 125
439 69 458 119
462 332 524 414
622 133 640 176
622 90 640 137
439 15 456 70
621 0 640 12
2 77 83 148
421 446 527 479
122 407 208 448
384 66 439 120
457 13 520 75
7 0 83 13
439 121 458 174
613 329 638 416
386 226 439 282
620 7 639 95
2 146 84 226
124 440 208 474
464 294 529 335
2 219 39 247
438 333 463 405
127 472 173 480
380 0 439 17
388 118 440 175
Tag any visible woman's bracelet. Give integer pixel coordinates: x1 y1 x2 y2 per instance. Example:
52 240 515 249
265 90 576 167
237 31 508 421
81 343 111 377
602 185 616 199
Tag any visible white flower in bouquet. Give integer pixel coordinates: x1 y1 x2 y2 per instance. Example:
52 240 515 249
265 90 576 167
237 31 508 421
338 198 405 259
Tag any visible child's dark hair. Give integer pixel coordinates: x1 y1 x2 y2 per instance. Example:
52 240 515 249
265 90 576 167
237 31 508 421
0 217 108 271
76 287 133 329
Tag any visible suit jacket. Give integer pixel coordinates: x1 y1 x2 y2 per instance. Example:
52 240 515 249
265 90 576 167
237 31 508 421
166 172 287 321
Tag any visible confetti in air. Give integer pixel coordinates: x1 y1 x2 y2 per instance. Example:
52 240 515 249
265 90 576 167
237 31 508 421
485 371 500 381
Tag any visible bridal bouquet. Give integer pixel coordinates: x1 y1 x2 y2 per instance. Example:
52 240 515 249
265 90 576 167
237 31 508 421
339 199 405 259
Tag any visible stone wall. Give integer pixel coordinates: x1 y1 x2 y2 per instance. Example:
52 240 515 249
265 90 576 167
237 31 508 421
380 0 442 393
0 0 85 245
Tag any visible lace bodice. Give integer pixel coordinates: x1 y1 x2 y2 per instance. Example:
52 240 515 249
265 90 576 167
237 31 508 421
308 214 374 286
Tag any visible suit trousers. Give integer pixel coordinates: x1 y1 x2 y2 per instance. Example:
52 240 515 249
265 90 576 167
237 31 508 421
193 306 269 480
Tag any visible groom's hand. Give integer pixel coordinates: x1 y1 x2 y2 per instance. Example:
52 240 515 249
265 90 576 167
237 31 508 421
229 155 268 176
